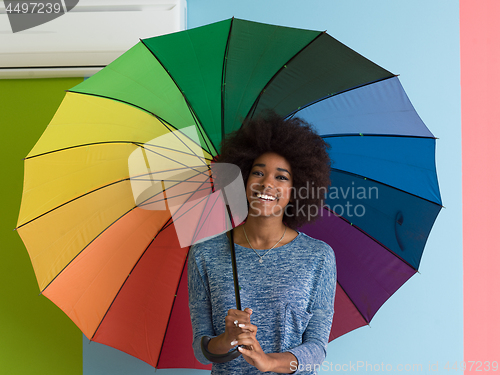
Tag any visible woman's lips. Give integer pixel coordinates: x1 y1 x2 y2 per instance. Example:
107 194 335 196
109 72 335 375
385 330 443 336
255 192 277 201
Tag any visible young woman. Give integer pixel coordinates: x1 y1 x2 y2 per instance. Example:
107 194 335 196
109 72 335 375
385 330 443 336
188 112 336 374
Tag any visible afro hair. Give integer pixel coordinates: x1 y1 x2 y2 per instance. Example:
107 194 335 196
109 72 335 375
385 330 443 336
217 111 331 229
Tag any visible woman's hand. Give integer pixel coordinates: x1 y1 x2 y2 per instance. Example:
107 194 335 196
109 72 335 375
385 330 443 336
234 319 298 374
233 322 274 372
207 307 253 354
224 307 252 348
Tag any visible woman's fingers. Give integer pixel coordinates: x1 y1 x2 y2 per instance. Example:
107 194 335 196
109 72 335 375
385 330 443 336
225 308 253 334
238 346 255 355
229 323 259 346
243 307 253 315
237 322 257 333
233 308 253 319
223 308 254 349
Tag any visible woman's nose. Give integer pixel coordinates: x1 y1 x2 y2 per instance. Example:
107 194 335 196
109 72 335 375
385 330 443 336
262 175 273 188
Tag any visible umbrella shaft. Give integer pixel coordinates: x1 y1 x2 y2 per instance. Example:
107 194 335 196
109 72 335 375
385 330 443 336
224 199 242 311
228 226 242 311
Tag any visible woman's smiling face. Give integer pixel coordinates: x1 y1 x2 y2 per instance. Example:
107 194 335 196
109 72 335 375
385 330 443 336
246 152 293 219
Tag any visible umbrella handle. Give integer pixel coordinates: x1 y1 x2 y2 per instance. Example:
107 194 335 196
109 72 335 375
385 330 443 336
200 336 242 363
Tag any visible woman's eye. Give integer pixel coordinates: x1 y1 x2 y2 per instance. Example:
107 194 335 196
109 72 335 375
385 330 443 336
252 171 263 176
277 175 289 181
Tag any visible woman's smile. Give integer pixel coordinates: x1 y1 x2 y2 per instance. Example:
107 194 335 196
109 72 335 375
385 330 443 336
255 192 277 201
246 152 293 218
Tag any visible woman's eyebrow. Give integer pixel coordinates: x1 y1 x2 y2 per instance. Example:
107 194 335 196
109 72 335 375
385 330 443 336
252 163 291 176
277 167 291 175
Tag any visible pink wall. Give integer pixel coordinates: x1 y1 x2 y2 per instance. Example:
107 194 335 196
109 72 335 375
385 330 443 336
461 0 500 370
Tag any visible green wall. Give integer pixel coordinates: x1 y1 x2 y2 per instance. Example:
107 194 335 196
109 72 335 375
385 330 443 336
0 78 83 375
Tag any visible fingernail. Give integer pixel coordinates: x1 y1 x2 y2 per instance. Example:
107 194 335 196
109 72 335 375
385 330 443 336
230 340 238 346
238 324 245 328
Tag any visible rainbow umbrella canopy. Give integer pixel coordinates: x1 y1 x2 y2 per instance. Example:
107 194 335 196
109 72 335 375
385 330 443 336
16 18 441 369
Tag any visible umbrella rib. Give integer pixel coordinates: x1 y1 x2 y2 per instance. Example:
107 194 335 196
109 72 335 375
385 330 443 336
133 118 217 173
155 256 189 369
15 163 211 229
137 186 213 210
89 217 175 341
24 140 213 160
134 142 212 177
336 280 370 325
136 181 212 210
323 204 418 272
139 39 218 156
24 141 136 159
335 271 418 331
130 164 209 186
137 168 226 246
244 31 325 123
323 205 423 315
132 172 211 185
220 17 234 141
167 180 218 233
190 186 227 244
132 165 217 237
330 168 443 207
17 162 206 231
0 64 106 70
39 204 142 294
135 167 212 208
285 75 396 120
154 115 217 160
321 133 437 140
16 179 129 230
65 88 217 157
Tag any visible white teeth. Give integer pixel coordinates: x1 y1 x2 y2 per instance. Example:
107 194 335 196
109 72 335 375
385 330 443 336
256 193 276 201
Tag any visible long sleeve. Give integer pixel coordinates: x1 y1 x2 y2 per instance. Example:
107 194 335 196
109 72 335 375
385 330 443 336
187 244 216 365
287 247 336 373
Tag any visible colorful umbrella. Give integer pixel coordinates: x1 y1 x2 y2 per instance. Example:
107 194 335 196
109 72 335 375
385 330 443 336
16 18 441 369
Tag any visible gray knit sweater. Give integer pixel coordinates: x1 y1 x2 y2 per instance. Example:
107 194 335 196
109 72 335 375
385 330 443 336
188 231 336 374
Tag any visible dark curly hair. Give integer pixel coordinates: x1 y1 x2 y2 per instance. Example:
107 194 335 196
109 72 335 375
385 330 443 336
217 111 331 229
